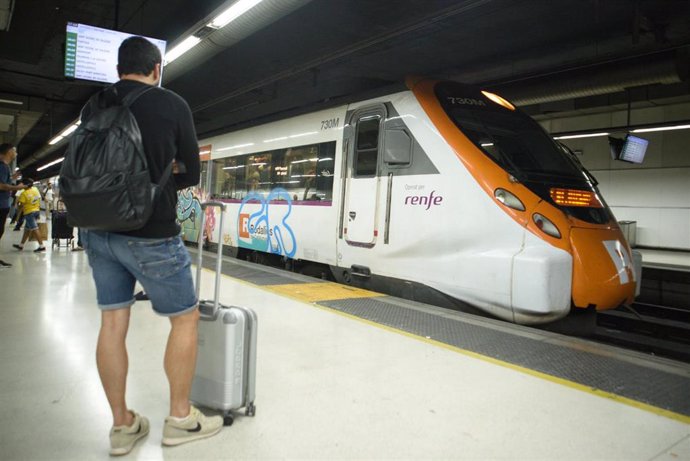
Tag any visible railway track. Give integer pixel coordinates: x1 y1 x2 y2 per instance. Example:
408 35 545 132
593 266 690 363
594 302 690 363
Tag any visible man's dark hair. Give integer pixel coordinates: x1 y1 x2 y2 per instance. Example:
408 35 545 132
22 177 34 187
118 36 162 76
0 143 14 156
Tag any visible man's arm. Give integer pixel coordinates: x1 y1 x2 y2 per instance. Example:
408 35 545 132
0 182 26 192
173 97 200 190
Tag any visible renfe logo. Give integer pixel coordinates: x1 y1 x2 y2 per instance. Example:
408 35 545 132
404 190 443 210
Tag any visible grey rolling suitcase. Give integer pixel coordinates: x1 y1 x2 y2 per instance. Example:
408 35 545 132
190 201 257 426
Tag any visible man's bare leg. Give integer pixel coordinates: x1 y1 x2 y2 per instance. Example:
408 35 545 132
96 307 134 427
164 308 200 418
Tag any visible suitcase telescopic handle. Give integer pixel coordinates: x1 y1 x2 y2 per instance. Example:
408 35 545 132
196 201 227 313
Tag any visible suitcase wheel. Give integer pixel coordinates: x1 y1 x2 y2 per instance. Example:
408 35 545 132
223 414 234 426
245 402 256 417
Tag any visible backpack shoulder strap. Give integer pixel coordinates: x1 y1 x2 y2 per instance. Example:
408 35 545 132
158 161 174 187
122 85 155 107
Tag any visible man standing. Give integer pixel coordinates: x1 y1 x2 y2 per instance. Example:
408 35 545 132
79 37 222 456
12 178 46 252
0 143 27 267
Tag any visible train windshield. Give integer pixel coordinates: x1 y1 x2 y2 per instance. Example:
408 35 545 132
435 82 585 182
435 82 612 224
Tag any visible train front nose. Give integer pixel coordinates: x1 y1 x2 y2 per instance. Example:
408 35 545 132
570 227 637 310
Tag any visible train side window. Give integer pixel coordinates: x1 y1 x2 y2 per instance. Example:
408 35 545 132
383 129 411 165
284 145 319 201
212 157 244 199
245 153 272 196
355 115 380 176
314 141 335 201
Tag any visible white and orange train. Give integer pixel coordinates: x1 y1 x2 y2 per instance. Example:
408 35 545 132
178 77 640 327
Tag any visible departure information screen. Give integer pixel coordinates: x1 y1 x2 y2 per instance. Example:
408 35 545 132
620 135 649 164
65 22 166 84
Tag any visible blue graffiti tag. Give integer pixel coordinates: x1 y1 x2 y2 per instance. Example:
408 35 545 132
238 188 297 258
177 189 204 242
177 189 202 223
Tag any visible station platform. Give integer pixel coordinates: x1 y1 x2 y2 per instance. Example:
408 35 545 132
1 223 689 460
638 248 690 272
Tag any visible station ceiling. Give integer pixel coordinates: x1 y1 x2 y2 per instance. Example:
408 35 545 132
1 0 689 178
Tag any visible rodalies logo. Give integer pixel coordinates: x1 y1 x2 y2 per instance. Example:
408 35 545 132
237 188 297 258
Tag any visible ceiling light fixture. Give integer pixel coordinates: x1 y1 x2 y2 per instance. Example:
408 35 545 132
553 132 610 140
165 36 202 65
631 124 690 133
208 0 263 29
37 157 65 171
47 119 81 145
48 135 64 145
0 98 23 105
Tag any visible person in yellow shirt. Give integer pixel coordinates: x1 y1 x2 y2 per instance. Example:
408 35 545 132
13 178 46 252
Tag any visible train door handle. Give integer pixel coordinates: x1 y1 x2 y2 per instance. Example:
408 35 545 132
349 211 356 220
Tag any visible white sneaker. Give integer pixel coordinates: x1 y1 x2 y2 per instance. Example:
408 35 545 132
162 405 223 447
109 411 149 456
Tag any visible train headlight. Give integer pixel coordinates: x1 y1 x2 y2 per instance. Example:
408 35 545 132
494 188 525 211
533 213 561 239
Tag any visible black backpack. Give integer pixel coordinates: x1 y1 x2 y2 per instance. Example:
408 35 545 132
59 85 172 232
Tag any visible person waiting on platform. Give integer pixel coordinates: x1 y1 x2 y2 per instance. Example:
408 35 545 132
77 36 222 456
12 178 46 252
0 143 29 267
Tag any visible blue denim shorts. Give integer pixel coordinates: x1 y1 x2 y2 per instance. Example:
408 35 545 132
24 211 39 230
82 230 198 316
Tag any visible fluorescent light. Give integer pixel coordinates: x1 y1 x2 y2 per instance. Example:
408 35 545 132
46 119 81 146
632 124 690 133
481 142 494 147
60 123 79 137
0 98 23 105
37 157 64 171
165 36 202 64
208 0 263 29
553 132 609 140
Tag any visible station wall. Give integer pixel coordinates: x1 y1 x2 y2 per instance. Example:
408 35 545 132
541 102 690 250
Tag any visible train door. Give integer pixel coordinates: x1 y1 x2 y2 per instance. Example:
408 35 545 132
340 105 386 247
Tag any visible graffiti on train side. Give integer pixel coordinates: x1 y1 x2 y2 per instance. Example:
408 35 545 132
237 188 297 258
177 188 215 243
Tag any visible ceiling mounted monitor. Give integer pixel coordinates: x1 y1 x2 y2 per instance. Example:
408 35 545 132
608 134 648 164
619 134 649 164
65 22 167 84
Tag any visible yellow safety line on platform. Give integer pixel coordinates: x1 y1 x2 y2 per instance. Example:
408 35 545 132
264 282 384 303
200 266 690 425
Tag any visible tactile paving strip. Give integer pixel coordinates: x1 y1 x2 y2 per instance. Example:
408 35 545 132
319 297 690 418
198 256 306 286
